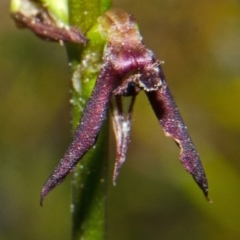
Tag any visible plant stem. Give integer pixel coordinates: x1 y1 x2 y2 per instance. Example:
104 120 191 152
66 0 112 239
69 0 112 33
11 0 111 238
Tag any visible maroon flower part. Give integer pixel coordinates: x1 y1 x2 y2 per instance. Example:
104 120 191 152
35 9 209 205
146 78 209 196
12 12 87 44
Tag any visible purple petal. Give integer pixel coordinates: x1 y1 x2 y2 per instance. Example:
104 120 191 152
40 65 118 205
146 70 209 200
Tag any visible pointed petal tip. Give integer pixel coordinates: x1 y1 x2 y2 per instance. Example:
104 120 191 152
206 196 212 204
112 172 118 186
204 190 212 203
113 157 127 185
113 163 123 186
40 187 47 207
40 183 52 206
40 197 44 207
113 165 119 185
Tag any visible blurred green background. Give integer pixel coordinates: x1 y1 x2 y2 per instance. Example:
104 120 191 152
1 0 240 239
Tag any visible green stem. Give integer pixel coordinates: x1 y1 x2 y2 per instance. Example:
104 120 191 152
66 0 112 239
10 0 112 238
71 121 109 240
69 0 112 33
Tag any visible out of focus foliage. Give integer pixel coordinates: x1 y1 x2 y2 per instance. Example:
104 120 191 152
1 0 240 239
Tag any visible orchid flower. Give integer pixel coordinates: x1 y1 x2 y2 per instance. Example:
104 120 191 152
12 8 209 205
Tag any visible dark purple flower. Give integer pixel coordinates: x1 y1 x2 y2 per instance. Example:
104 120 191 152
12 7 209 205
38 9 209 205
